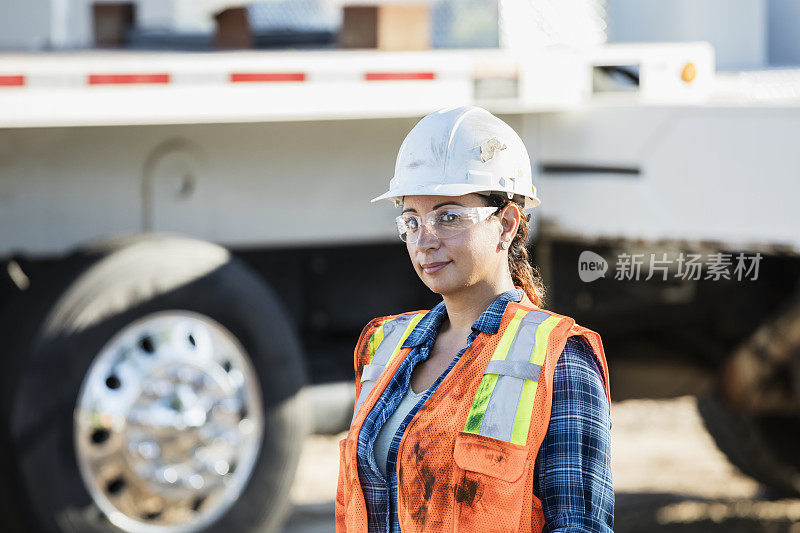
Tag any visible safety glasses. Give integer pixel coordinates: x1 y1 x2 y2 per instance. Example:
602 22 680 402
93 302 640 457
395 206 500 243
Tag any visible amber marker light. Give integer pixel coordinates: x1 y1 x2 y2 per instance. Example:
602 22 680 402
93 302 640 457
681 62 697 83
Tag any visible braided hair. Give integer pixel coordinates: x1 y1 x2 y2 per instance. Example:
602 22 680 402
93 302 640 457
483 193 546 308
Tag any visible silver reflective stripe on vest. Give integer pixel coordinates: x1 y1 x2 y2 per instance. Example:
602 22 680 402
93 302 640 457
484 359 542 382
351 313 417 424
360 363 385 383
478 310 551 441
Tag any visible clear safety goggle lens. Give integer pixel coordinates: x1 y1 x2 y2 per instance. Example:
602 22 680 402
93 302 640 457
395 206 500 243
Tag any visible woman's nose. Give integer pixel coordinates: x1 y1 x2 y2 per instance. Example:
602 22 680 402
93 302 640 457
416 223 439 248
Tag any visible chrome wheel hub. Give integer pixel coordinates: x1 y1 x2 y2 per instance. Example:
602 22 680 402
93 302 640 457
74 311 264 532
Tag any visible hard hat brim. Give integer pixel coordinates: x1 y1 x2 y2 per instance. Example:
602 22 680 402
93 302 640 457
371 184 541 210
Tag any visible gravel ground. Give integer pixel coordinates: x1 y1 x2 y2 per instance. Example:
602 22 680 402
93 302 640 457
282 395 800 532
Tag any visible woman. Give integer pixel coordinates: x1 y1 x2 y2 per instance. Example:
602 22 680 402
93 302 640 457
336 106 613 533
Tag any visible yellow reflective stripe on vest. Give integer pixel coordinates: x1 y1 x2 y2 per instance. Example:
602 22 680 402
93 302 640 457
509 314 563 445
386 312 425 366
366 311 423 364
474 310 550 441
366 324 385 364
351 311 427 425
463 308 529 434
463 310 564 445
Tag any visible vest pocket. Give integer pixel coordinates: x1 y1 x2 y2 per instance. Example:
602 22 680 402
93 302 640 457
453 431 529 532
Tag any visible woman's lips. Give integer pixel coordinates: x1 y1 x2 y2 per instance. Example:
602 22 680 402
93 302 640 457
421 261 450 274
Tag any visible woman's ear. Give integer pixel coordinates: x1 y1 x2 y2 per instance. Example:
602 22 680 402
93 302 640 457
499 204 521 242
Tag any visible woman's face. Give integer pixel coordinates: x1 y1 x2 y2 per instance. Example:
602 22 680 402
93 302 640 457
401 193 520 296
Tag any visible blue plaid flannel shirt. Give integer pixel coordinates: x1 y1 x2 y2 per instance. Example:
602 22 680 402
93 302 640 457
355 288 614 532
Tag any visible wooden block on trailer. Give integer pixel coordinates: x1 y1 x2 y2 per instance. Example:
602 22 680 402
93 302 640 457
339 4 431 50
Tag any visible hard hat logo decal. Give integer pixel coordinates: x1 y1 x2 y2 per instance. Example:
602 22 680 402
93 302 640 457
480 137 507 163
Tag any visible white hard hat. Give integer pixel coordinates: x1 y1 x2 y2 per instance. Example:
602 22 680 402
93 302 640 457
371 105 541 209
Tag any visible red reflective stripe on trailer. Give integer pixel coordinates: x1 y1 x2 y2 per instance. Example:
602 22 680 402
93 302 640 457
364 72 436 81
230 72 306 82
88 73 170 85
0 75 25 86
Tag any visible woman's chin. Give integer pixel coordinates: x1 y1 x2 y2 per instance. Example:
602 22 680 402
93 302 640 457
423 275 457 295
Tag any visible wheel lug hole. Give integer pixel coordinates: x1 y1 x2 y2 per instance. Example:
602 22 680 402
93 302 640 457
105 374 121 389
222 360 232 373
143 510 162 521
138 336 155 354
91 428 111 444
191 496 206 512
188 333 196 347
106 476 125 495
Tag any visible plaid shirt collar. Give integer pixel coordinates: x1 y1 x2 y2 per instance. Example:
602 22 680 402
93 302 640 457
401 287 525 349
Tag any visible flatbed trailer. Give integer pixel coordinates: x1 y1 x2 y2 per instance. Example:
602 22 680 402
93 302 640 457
4 40 800 532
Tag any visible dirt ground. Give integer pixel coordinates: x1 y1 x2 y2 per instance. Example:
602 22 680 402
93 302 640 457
282 395 800 532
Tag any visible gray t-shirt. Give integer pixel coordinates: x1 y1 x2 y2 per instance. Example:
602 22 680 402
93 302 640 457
373 382 429 478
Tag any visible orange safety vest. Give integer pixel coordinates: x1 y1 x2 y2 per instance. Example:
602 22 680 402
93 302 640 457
336 293 611 532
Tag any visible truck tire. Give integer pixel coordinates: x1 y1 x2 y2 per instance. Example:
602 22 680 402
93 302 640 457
0 233 309 533
697 389 800 496
697 288 800 497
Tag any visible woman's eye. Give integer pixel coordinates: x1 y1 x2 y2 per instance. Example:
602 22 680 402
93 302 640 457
438 212 461 224
404 217 419 230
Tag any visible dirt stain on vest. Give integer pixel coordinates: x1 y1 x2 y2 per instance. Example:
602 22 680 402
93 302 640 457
419 465 435 500
404 469 452 530
413 441 424 461
390 337 493 531
411 442 434 503
455 476 480 505
399 428 455 531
